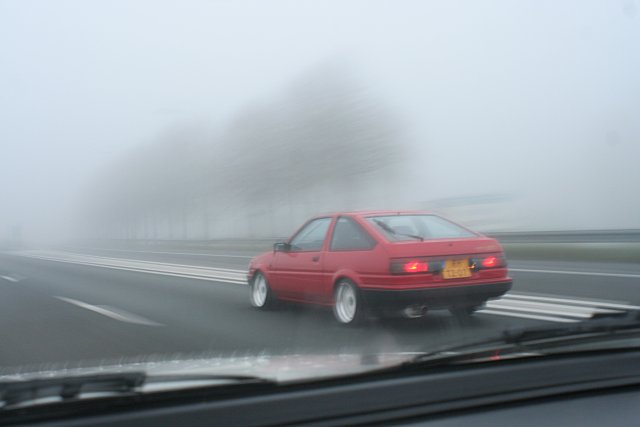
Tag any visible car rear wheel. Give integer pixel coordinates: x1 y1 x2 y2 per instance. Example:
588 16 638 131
333 280 364 325
250 272 275 309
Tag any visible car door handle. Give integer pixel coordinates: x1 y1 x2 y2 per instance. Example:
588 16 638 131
311 256 320 262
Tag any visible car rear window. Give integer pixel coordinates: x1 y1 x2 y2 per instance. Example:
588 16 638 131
366 215 477 242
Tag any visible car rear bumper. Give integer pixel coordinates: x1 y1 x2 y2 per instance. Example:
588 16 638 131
360 280 512 310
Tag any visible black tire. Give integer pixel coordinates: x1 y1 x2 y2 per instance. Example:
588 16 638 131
332 279 365 325
250 272 276 309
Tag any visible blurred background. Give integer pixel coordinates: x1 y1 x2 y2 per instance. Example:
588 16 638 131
1 0 639 246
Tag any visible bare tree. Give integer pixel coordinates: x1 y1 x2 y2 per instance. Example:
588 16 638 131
81 63 409 240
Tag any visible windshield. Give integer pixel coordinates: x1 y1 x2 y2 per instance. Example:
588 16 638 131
1 0 640 413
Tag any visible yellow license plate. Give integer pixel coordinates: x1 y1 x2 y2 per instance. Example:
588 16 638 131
442 259 471 279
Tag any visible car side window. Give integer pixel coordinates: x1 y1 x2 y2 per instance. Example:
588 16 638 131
330 217 376 251
289 217 332 252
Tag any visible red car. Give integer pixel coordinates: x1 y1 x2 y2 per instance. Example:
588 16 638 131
248 211 512 324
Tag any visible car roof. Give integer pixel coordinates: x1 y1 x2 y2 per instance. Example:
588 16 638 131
336 210 435 217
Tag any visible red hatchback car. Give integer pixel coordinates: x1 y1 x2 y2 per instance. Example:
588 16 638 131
248 211 512 324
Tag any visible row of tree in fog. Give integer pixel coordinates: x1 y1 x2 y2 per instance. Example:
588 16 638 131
83 66 409 239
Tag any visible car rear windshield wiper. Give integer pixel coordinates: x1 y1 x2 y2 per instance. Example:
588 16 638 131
407 311 640 368
373 219 424 242
0 371 276 410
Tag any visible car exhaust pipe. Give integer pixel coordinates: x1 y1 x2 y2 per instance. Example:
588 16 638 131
402 304 428 319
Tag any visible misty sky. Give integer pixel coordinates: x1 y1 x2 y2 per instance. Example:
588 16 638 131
1 0 639 239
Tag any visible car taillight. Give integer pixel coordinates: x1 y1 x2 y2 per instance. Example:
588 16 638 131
477 255 505 269
404 261 429 273
390 258 430 274
482 256 498 268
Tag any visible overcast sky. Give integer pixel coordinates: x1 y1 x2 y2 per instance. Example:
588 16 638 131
1 0 639 239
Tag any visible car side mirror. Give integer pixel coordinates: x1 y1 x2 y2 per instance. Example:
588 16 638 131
273 242 291 252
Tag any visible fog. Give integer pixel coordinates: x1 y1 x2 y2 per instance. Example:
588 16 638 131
1 0 639 245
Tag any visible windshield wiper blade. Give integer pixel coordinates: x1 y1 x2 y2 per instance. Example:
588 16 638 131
373 219 424 241
0 371 276 410
408 311 640 368
0 372 146 409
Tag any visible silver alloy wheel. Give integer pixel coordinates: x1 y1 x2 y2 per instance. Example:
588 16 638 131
334 282 358 324
251 273 268 308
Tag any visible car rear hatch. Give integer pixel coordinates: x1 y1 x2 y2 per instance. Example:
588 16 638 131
381 237 509 286
383 237 502 258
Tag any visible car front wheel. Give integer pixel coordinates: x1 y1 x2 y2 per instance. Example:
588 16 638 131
333 280 364 325
250 272 275 309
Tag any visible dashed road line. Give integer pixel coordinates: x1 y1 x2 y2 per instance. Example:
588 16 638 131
55 296 163 326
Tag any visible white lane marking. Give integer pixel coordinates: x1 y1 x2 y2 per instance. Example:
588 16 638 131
504 293 640 311
489 299 620 316
49 251 247 273
510 268 640 279
478 309 580 323
486 301 594 319
0 275 20 283
79 248 254 259
35 256 248 284
55 296 163 326
481 291 640 323
14 251 248 285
